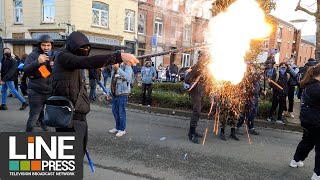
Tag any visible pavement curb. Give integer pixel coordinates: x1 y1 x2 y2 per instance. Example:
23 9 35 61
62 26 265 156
94 98 303 133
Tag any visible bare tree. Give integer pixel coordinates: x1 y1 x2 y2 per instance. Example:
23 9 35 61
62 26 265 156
296 0 320 58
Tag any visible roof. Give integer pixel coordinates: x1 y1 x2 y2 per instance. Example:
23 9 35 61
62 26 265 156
270 15 295 29
301 39 315 47
3 38 126 50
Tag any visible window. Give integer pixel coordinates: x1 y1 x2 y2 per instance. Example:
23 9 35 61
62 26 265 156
277 42 281 52
184 25 191 41
185 0 192 14
154 18 163 37
277 27 283 39
299 56 301 63
14 0 23 23
263 40 269 49
155 0 164 7
138 12 146 34
172 0 179 11
181 53 190 67
42 0 55 22
171 20 176 38
92 2 109 27
125 41 135 54
125 10 135 32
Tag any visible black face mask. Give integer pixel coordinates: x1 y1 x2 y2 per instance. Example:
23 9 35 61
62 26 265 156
4 53 11 58
75 48 90 56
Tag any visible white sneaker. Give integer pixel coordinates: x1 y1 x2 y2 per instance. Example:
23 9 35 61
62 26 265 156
312 173 320 180
109 128 118 134
276 120 286 125
289 159 304 168
289 112 295 118
116 130 126 137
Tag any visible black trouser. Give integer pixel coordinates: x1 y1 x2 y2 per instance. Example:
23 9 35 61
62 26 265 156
269 94 286 120
142 83 152 105
25 89 50 132
286 86 295 112
56 120 88 158
189 90 203 134
14 78 18 92
293 127 320 175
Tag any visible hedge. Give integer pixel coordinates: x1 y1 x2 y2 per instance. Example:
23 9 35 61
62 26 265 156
129 85 272 118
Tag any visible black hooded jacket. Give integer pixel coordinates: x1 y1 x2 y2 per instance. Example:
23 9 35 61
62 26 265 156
269 70 289 97
1 57 17 81
24 47 53 94
52 32 122 118
300 78 320 128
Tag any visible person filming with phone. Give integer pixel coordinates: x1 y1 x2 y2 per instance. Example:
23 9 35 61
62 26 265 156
24 34 54 132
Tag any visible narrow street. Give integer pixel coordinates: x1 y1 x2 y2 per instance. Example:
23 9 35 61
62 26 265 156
0 98 315 180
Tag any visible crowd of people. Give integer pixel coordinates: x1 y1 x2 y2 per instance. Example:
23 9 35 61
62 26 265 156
1 33 320 179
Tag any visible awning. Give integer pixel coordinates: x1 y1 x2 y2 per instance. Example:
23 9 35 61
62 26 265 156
3 38 126 50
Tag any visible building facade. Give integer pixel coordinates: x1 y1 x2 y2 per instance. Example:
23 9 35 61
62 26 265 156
260 16 315 67
138 0 210 68
1 0 138 58
0 0 4 57
297 39 316 67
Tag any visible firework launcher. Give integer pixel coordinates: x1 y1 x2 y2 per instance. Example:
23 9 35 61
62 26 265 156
136 44 210 60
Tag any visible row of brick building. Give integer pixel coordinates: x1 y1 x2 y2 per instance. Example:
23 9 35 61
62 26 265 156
0 0 315 68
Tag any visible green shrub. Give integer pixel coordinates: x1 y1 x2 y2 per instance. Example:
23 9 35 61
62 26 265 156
257 100 272 118
129 84 273 118
152 82 186 94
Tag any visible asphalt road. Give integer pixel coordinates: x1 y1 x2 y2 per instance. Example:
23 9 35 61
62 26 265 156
0 98 315 180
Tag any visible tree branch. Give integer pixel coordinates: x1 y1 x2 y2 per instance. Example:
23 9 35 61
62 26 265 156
295 0 316 17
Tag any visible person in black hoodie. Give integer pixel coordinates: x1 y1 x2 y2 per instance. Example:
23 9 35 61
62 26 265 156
88 68 99 101
24 35 54 132
52 31 138 156
0 48 28 110
289 63 320 180
267 62 289 124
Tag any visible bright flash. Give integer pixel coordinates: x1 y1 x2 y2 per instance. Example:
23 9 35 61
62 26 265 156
208 0 271 85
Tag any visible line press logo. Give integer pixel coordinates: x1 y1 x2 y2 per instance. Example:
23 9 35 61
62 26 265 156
0 132 83 180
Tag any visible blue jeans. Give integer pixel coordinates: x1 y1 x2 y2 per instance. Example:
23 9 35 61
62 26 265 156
103 73 111 87
89 79 97 100
97 81 109 94
1 81 26 104
111 95 128 131
82 69 87 81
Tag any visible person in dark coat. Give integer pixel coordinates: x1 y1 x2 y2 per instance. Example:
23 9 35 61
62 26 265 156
24 35 54 132
169 63 179 82
267 62 290 124
52 31 138 156
0 48 28 110
19 53 28 96
184 54 207 144
289 63 320 180
88 68 99 101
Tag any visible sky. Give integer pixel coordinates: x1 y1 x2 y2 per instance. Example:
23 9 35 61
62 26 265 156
271 0 317 36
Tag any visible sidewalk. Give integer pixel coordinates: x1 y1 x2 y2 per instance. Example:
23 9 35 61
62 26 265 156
95 95 303 133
